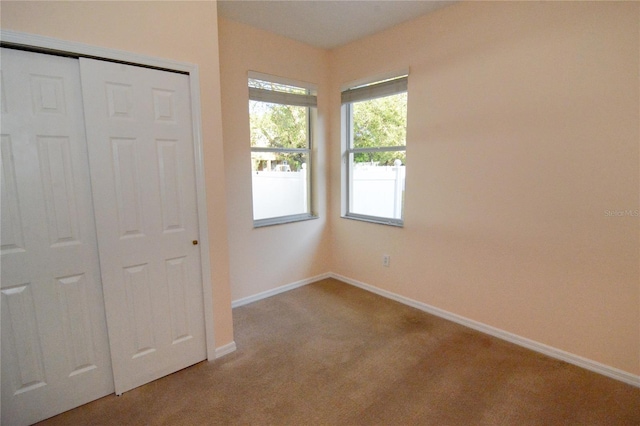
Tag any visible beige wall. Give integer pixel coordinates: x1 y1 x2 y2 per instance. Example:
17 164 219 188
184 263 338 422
1 1 235 347
217 18 332 301
3 1 638 377
329 1 639 375
217 2 638 375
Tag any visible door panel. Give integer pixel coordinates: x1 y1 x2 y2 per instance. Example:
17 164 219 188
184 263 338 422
79 58 206 395
0 48 114 426
1 135 25 254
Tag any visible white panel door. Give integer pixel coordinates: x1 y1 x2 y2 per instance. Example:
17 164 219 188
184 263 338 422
0 48 114 425
79 58 206 395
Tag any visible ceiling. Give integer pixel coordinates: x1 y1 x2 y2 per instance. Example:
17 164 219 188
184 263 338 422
217 1 458 50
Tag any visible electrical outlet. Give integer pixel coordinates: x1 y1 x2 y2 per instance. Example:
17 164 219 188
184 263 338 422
382 254 390 267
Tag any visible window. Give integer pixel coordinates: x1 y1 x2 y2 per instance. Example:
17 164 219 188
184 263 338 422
248 72 316 227
342 75 408 226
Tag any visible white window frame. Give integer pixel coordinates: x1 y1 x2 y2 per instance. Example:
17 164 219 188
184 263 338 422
341 74 408 226
248 71 317 227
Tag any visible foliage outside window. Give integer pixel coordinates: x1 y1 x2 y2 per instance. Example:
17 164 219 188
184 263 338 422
342 75 408 226
249 73 316 226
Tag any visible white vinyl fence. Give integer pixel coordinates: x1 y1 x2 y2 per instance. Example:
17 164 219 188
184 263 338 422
351 163 405 219
252 168 308 220
252 162 406 221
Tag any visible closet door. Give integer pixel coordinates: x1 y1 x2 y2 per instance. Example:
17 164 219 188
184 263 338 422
0 49 114 426
79 58 206 395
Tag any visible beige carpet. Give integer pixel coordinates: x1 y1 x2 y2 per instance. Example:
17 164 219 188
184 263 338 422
39 278 640 425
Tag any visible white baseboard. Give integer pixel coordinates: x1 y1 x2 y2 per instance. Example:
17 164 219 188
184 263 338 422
231 272 332 308
228 271 639 387
214 341 237 359
330 272 640 388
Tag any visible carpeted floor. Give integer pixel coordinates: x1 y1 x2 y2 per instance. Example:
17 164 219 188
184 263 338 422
38 278 640 425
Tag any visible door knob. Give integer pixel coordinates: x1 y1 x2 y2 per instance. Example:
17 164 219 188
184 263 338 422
192 240 198 245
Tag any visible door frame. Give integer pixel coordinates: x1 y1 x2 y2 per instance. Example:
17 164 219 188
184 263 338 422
0 29 217 361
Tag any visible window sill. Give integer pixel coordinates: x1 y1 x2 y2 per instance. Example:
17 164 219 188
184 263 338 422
341 214 403 227
253 214 318 228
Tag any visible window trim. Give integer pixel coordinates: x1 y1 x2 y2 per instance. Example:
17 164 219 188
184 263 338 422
254 213 318 228
248 73 316 227
342 74 408 227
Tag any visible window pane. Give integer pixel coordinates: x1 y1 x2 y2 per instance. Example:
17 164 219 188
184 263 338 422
349 153 405 220
352 92 407 150
251 152 309 220
250 101 308 149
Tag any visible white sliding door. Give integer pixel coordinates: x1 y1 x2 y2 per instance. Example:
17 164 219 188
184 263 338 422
1 46 209 423
0 48 114 426
79 58 206 395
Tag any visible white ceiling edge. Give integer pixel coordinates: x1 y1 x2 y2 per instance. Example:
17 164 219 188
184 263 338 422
217 0 458 50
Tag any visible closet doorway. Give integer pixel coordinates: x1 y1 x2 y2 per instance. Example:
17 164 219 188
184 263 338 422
1 41 213 425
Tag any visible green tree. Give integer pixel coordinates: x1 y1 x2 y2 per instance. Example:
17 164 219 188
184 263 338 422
352 92 407 165
250 101 308 171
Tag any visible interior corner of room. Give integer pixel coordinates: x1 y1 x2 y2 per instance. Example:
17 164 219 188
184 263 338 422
1 0 639 424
